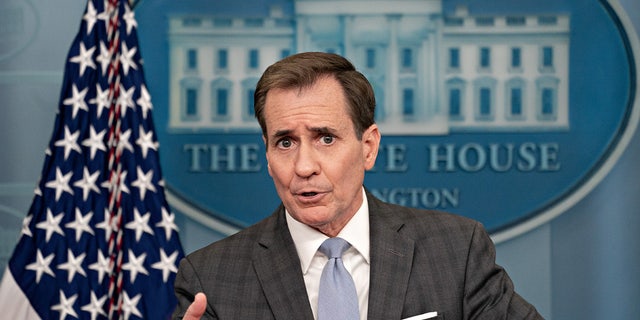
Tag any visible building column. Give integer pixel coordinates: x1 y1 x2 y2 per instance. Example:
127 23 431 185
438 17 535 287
386 14 401 123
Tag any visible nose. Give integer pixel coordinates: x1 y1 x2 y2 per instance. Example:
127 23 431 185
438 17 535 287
294 143 320 178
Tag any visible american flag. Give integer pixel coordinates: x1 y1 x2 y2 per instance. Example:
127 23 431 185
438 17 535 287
0 0 184 318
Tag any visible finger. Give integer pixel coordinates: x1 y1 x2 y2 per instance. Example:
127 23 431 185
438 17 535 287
183 292 207 320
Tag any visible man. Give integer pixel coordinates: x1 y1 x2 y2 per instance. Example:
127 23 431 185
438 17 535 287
173 52 543 319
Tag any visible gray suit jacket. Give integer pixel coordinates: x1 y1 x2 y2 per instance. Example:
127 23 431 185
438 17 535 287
173 191 542 319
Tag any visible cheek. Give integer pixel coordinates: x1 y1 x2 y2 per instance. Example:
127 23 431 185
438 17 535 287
266 161 289 186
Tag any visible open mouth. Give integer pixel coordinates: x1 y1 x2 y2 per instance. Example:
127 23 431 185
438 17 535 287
301 192 318 197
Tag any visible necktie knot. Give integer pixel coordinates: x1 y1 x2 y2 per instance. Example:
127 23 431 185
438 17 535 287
319 237 351 259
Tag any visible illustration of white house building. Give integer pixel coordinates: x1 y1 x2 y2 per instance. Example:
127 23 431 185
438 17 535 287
167 0 570 135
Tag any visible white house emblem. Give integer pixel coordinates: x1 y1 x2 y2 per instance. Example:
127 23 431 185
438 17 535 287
138 0 640 242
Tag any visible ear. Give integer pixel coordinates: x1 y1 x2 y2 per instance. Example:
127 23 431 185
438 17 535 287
361 124 381 170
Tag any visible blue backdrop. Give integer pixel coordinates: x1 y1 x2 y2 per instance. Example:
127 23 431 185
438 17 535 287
0 0 639 319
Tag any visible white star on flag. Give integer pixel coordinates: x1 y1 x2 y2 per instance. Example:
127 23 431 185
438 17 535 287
54 126 82 160
121 292 143 320
44 167 74 201
116 128 135 154
25 250 55 283
88 250 112 283
89 84 111 118
35 209 65 242
58 249 87 282
81 125 107 160
81 291 108 320
95 209 117 242
122 250 148 283
123 4 138 35
120 42 138 76
135 125 158 158
69 41 97 76
136 84 153 119
51 290 79 319
82 0 99 34
65 208 95 241
21 215 33 238
125 208 154 242
151 248 179 283
73 167 101 200
118 83 137 116
62 84 89 119
131 166 156 200
117 170 131 195
156 207 179 240
95 41 111 75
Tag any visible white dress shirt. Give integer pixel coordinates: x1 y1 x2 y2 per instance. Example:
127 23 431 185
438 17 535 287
286 188 370 320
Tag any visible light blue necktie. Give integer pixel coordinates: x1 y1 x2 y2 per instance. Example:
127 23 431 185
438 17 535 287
317 237 360 320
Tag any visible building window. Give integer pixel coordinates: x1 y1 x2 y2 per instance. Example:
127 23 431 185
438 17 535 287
366 48 376 69
479 88 491 116
248 49 259 69
447 78 465 120
245 18 264 27
242 78 259 120
511 47 521 69
542 46 554 67
247 89 255 117
541 88 554 116
211 79 232 121
217 49 228 70
186 88 198 116
511 88 523 116
474 77 496 120
214 18 232 27
476 17 494 26
449 88 461 118
449 48 460 69
402 89 414 116
216 89 228 117
183 18 202 27
444 17 464 27
506 78 526 120
506 16 526 26
401 48 413 69
181 77 202 122
479 47 491 69
536 76 559 121
186 49 198 70
538 16 558 26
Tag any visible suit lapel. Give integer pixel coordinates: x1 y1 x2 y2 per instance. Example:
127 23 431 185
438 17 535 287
252 207 314 320
366 193 416 319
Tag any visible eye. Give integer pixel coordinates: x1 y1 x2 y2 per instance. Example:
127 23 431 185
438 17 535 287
321 135 335 145
276 138 293 149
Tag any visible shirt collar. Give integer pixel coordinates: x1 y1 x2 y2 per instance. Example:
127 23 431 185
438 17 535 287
286 188 371 274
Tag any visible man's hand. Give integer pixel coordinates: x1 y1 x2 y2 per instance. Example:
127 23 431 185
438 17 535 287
183 292 207 320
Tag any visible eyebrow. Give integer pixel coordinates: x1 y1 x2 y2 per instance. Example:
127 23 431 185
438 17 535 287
310 126 336 135
272 126 336 139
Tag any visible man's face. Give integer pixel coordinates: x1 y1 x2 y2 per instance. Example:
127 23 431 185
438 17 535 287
263 76 380 237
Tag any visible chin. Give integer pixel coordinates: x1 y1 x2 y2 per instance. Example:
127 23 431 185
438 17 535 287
292 210 334 226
